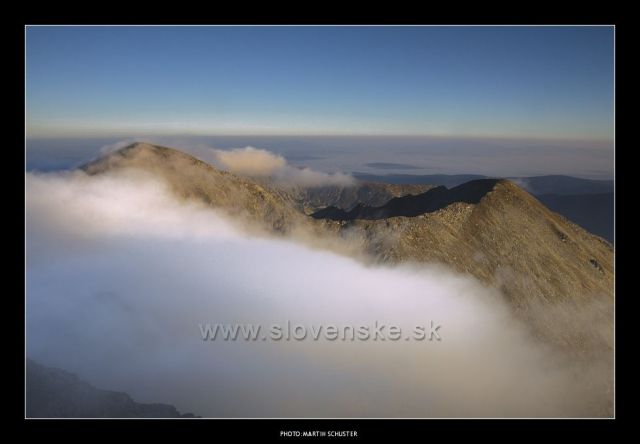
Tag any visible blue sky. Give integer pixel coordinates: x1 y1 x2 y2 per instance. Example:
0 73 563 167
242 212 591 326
26 26 614 140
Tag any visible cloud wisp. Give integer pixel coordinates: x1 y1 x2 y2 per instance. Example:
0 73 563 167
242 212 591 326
211 146 355 187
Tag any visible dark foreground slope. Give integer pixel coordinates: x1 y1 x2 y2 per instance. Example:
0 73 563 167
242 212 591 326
26 359 198 418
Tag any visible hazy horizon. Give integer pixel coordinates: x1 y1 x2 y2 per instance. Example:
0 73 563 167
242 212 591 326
26 135 614 180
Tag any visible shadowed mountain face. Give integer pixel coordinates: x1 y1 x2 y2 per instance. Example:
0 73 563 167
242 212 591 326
26 360 198 418
311 179 502 220
287 182 434 213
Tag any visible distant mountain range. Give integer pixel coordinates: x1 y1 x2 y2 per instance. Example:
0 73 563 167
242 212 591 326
352 172 614 194
536 193 613 243
353 172 488 188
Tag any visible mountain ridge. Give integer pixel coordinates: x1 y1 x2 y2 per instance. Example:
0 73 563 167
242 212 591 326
81 143 613 357
83 142 308 234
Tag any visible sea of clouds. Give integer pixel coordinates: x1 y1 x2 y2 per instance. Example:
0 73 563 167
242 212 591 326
26 168 611 417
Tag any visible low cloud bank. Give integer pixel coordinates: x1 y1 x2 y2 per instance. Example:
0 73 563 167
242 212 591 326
26 170 611 417
211 146 355 187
